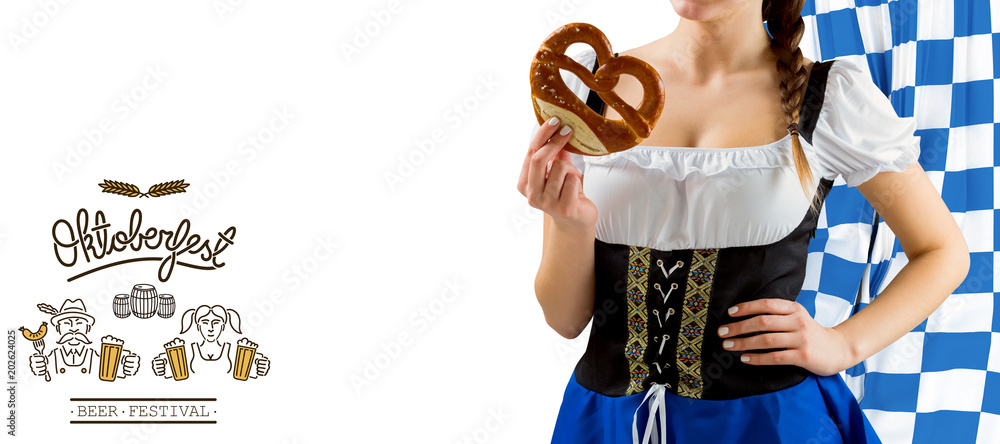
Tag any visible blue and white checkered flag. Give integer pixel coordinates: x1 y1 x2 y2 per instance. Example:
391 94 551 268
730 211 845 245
800 1 997 442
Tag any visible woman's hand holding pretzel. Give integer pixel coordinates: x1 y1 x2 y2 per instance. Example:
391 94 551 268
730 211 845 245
517 117 597 233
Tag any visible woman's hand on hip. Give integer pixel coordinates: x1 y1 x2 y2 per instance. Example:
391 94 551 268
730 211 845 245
516 117 597 232
717 298 856 376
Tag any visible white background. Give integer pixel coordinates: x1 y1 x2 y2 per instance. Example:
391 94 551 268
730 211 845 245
0 0 699 442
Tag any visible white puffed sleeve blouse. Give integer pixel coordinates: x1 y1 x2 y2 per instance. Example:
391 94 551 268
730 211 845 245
555 48 920 252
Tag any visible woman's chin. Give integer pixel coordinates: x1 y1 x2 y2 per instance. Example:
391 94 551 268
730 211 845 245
670 0 744 22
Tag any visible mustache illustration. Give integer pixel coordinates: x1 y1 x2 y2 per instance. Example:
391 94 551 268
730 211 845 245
57 332 92 344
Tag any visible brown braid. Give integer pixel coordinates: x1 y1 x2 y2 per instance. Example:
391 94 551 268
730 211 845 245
763 0 819 212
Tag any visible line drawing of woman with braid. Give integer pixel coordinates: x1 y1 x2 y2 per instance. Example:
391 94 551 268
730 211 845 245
152 304 270 379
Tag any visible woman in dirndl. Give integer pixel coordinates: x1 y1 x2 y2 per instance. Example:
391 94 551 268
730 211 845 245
516 0 970 442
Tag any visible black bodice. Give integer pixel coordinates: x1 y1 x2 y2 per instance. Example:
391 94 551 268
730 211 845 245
574 177 833 400
573 59 838 400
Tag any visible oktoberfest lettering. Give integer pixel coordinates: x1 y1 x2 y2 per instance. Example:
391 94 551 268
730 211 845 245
52 208 237 282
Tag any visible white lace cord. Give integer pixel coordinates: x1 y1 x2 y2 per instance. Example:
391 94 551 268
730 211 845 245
631 383 669 444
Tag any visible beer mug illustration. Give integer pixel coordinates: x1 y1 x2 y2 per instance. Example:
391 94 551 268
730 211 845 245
99 335 124 382
233 338 257 381
164 338 189 381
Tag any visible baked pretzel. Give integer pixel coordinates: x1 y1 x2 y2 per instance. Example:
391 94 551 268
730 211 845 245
530 23 665 156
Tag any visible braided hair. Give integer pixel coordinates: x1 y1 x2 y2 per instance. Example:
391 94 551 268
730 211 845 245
763 0 818 211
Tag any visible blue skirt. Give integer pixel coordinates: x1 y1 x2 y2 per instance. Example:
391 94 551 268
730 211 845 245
551 369 881 444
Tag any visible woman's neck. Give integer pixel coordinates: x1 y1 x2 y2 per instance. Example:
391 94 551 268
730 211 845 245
653 3 774 80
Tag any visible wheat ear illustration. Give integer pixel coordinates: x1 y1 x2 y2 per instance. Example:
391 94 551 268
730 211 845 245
99 180 142 197
146 180 190 197
98 179 190 198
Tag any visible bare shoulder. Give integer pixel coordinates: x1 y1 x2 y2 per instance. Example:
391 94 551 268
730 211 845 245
613 36 670 63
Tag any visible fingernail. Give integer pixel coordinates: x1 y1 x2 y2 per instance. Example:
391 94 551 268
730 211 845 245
723 340 734 349
547 116 560 126
559 125 572 136
718 327 729 336
728 306 739 315
740 355 750 362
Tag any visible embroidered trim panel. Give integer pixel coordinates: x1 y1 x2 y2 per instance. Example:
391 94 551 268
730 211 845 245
624 245 651 395
675 248 719 399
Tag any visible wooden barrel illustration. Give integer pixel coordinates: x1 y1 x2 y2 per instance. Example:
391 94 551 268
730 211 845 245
157 294 175 318
130 284 157 319
113 294 130 318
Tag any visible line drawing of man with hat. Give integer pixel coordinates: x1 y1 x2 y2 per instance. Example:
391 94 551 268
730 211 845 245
29 299 140 380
